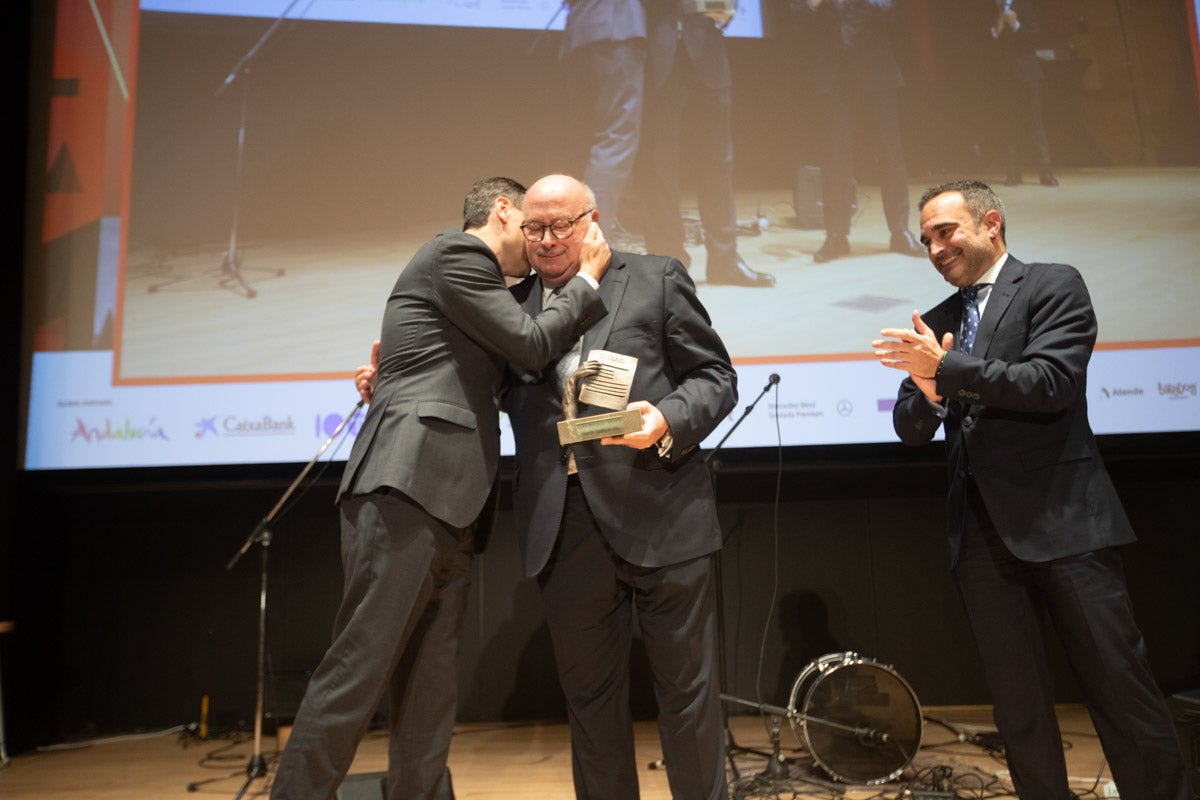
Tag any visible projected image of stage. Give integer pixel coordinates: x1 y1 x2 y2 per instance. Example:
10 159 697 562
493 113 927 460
20 0 1200 469
115 168 1200 381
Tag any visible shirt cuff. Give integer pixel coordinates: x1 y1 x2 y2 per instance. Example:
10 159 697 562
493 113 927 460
576 273 599 291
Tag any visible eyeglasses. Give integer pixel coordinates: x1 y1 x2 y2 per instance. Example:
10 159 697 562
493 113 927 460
520 208 594 242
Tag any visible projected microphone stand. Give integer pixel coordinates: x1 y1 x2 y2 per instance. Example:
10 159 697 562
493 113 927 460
526 1 568 55
207 1 302 298
702 374 780 781
187 400 364 799
150 2 297 297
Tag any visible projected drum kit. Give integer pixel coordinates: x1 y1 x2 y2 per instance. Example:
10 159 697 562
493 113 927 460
721 651 924 792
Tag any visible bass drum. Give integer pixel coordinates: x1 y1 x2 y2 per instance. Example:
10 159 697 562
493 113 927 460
787 652 922 785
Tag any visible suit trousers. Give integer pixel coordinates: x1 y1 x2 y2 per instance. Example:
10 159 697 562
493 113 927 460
1000 77 1052 177
537 481 728 800
572 38 646 237
640 55 739 273
953 482 1187 800
817 82 910 238
271 491 473 800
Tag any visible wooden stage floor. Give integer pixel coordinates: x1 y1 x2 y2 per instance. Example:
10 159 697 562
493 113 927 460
0 705 1115 799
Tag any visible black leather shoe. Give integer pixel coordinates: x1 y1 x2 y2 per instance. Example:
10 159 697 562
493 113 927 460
813 234 850 263
889 229 926 257
1039 171 1059 187
707 258 776 287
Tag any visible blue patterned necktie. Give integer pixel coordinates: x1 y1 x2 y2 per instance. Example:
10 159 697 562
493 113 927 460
960 285 982 354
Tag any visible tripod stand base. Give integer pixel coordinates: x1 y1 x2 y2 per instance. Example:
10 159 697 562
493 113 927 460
725 715 843 799
143 248 284 297
730 766 845 800
232 753 269 800
185 752 270 795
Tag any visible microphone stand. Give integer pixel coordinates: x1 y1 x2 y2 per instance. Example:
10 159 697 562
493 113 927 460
153 2 299 298
526 1 568 55
188 399 364 799
212 1 305 299
718 694 870 793
703 375 779 781
704 374 777 469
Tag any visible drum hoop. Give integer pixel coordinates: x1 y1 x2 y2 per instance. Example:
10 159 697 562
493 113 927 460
786 651 861 714
786 652 923 785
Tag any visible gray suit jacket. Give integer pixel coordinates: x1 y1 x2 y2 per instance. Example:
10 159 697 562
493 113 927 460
339 228 606 529
892 257 1136 567
503 252 737 576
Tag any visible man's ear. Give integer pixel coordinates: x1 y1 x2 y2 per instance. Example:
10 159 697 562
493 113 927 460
983 208 1003 238
495 196 513 225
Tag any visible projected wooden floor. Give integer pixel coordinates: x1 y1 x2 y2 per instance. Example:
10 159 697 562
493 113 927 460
116 167 1200 382
0 706 1120 800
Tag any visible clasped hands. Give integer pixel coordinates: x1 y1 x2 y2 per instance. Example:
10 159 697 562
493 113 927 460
872 310 955 403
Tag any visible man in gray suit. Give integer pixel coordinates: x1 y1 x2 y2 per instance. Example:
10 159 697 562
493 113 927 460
272 177 609 800
505 174 737 799
353 174 736 799
872 180 1186 800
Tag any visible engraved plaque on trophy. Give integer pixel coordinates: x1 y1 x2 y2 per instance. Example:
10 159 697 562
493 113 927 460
556 350 642 446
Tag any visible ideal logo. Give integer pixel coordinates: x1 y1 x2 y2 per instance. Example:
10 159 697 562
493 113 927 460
71 417 170 444
316 410 365 439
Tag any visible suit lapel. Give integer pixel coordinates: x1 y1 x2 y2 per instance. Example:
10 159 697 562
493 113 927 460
581 254 628 357
973 257 1024 358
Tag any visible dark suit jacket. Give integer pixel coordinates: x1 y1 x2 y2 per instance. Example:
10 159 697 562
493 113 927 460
892 257 1136 567
503 252 738 576
645 2 731 90
793 0 903 94
562 0 646 55
339 228 606 529
989 0 1044 83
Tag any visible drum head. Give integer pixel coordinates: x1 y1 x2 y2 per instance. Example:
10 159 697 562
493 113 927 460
788 653 922 785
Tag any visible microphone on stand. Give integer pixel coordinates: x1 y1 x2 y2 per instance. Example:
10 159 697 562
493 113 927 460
854 724 889 745
705 372 780 466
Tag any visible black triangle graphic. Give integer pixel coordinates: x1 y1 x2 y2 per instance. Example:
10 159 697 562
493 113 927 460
47 143 83 194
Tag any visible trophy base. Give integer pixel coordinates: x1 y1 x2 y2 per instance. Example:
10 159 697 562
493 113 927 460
557 409 643 446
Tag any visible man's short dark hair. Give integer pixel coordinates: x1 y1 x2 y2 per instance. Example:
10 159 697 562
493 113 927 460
918 179 1007 241
462 177 527 230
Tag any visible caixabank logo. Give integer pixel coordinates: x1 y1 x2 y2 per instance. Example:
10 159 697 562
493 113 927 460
71 417 170 444
195 414 298 439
